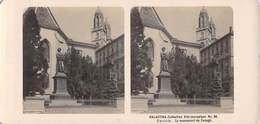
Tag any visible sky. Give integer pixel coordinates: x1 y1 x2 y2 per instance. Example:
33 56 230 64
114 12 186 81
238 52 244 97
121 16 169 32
155 7 233 42
49 7 232 44
50 7 124 43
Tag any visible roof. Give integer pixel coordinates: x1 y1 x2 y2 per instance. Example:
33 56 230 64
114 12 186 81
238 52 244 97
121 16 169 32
67 39 97 49
35 7 60 30
96 34 124 52
173 39 202 48
139 7 201 49
139 7 165 30
200 29 233 52
95 7 103 16
31 7 98 49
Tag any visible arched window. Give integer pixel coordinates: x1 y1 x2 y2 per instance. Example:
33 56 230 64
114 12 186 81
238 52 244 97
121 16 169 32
41 39 50 89
94 16 98 28
146 71 153 88
199 17 203 28
145 38 154 61
41 39 50 63
97 16 100 27
203 16 206 27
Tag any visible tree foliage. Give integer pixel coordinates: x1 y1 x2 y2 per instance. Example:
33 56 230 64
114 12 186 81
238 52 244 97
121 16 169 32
23 8 48 97
131 7 153 94
64 47 118 101
169 46 210 100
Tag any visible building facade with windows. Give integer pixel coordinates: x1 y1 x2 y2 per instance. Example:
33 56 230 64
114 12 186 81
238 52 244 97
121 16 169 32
196 7 234 97
95 34 124 93
200 27 234 97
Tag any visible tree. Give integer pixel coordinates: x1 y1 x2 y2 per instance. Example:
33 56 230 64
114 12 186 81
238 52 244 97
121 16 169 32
169 46 188 98
169 46 211 101
208 80 223 99
131 7 153 94
64 47 119 103
23 8 48 97
64 47 83 98
208 71 224 99
81 57 99 100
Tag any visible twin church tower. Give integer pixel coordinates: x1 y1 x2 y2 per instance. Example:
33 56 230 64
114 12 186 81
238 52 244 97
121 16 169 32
91 8 112 48
196 7 216 48
92 7 216 48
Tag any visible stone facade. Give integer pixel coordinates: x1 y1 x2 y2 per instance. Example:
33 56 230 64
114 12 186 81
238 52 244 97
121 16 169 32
95 34 124 93
200 27 234 97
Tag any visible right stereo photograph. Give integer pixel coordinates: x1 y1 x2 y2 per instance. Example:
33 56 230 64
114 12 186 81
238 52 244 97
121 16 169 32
131 7 234 113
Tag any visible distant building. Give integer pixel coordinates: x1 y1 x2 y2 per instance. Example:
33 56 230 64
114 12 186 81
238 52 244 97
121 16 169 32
196 7 234 97
200 27 234 97
96 34 124 93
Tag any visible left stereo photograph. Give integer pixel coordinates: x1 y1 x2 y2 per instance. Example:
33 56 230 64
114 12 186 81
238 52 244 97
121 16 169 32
23 7 124 114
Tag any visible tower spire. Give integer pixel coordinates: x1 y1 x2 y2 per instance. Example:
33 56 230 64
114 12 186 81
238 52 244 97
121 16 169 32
92 7 110 48
196 7 213 48
104 18 111 40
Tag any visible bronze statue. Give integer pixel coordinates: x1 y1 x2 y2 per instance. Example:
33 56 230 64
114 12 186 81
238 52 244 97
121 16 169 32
160 47 168 72
56 48 65 73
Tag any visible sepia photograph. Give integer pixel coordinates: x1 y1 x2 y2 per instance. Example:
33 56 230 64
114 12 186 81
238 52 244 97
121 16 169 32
131 7 234 113
23 7 124 113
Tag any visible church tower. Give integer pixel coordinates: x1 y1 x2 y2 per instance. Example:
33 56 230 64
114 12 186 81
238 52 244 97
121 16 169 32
104 18 111 41
92 8 109 47
209 17 216 40
196 7 216 48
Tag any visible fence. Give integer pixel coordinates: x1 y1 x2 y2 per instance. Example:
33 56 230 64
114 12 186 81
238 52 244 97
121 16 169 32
180 98 220 105
77 98 117 106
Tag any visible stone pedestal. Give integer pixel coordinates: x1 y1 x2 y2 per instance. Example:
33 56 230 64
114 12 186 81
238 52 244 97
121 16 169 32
152 71 185 106
23 96 45 113
52 72 71 99
131 95 149 113
156 72 174 98
49 72 80 107
218 97 233 109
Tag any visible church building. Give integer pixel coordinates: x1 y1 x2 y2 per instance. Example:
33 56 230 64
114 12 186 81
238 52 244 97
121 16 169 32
197 8 234 97
138 7 201 92
23 7 124 95
137 7 233 97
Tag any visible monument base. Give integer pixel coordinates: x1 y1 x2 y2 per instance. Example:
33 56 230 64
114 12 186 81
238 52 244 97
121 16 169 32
151 71 186 106
53 92 71 99
49 72 80 107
